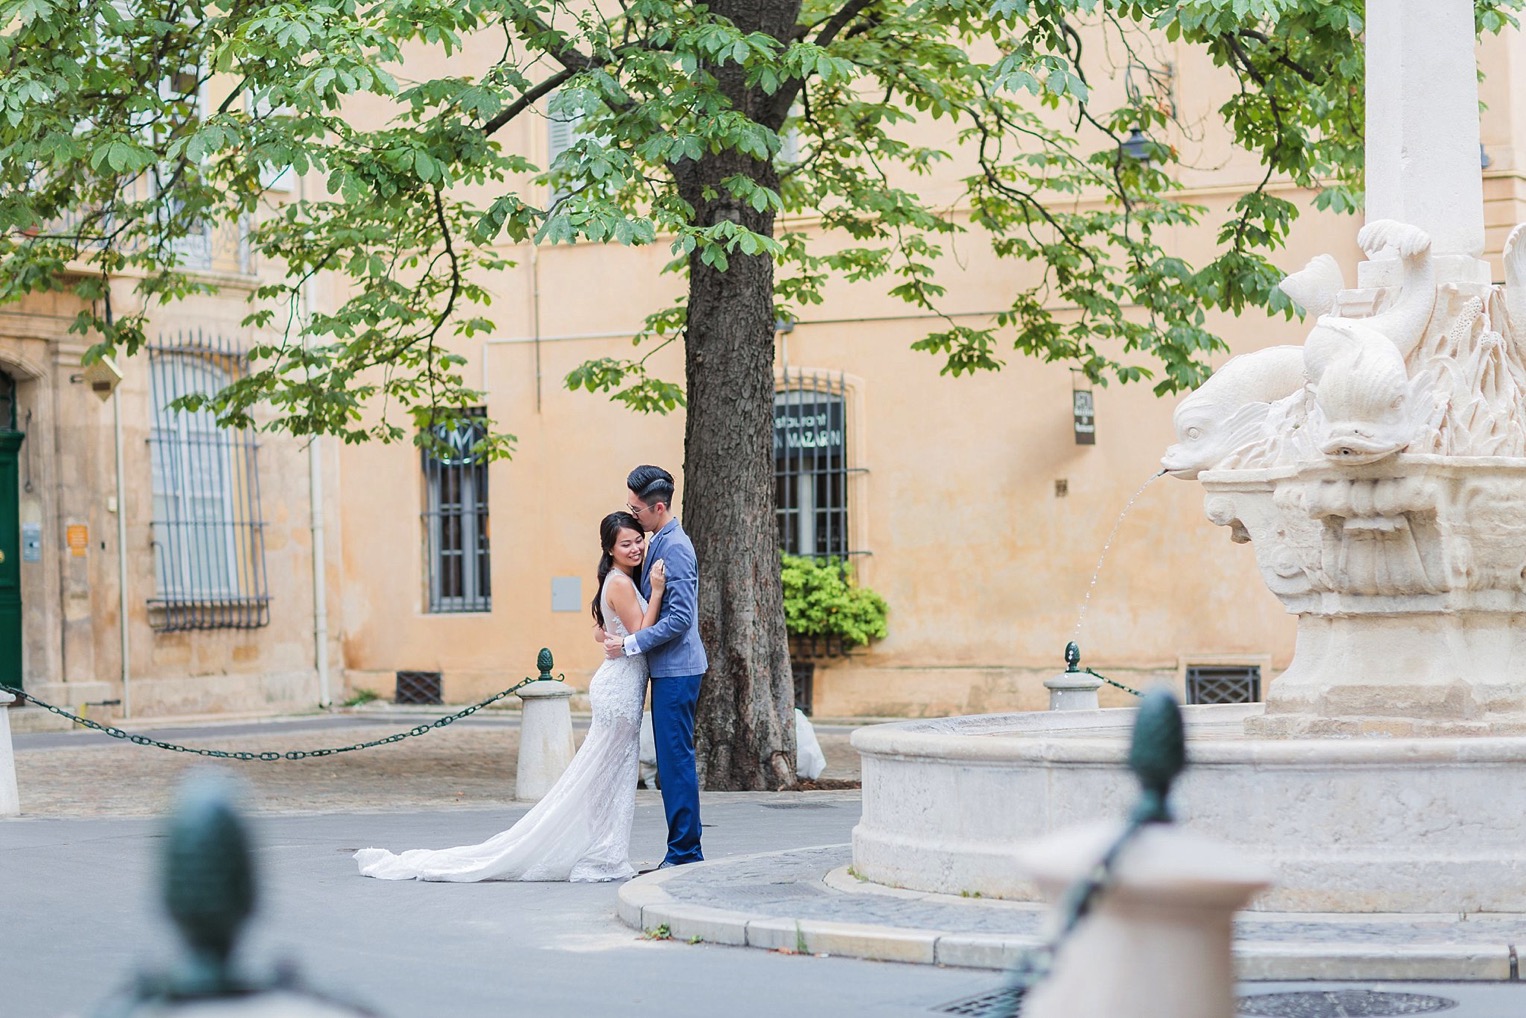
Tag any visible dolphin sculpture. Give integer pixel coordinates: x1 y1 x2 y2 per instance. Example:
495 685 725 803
1295 221 1436 463
1311 319 1420 463
1278 254 1346 321
1162 346 1308 479
1348 219 1437 362
1503 222 1526 360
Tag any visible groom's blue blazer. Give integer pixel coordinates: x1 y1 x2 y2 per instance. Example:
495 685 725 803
631 518 708 677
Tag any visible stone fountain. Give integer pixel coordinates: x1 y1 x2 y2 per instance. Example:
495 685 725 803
853 1 1526 915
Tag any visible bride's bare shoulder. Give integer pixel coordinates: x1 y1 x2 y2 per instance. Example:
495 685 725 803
603 570 636 593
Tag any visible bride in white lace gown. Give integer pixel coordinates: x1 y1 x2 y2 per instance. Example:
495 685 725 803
354 512 665 882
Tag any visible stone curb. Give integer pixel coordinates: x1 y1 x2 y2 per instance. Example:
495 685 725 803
617 845 1033 968
617 845 1526 980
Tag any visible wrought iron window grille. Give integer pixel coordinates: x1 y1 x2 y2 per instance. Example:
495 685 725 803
147 333 270 631
422 409 492 614
1185 664 1262 705
777 369 869 664
775 369 865 562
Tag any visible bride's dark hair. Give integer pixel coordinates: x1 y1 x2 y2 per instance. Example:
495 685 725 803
591 511 643 628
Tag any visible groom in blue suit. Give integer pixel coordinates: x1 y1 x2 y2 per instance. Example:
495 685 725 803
604 465 706 867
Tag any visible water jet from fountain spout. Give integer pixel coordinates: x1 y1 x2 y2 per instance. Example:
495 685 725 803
1070 471 1166 646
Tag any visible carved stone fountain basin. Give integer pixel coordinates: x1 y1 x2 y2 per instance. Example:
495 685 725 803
1201 455 1526 737
851 703 1526 913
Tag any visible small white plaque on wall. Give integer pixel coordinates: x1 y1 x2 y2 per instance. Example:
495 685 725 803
550 576 582 612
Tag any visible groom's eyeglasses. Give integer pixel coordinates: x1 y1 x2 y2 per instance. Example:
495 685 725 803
626 501 652 517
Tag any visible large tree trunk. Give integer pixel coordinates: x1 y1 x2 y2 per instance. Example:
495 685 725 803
677 0 801 791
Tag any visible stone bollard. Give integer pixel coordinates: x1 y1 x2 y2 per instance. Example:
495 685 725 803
94 771 377 1016
1014 689 1273 1018
514 648 575 801
1045 641 1103 711
0 689 18 816
1016 822 1271 1018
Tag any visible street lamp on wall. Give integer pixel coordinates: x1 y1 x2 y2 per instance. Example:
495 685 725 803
1120 127 1151 165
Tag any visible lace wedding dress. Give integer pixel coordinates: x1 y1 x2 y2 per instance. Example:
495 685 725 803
354 575 648 882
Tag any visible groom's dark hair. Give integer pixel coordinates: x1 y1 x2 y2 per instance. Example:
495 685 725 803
628 464 675 508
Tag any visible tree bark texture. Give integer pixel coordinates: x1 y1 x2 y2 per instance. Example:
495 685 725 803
677 0 802 791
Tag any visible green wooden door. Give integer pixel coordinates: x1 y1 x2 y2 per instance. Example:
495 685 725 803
0 431 21 690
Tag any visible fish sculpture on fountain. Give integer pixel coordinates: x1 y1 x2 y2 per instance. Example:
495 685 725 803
1162 218 1526 736
1159 345 1306 481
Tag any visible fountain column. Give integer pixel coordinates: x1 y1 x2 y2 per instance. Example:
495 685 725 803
1361 0 1489 287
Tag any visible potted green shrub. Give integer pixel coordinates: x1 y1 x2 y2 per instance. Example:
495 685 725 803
780 554 888 658
781 555 887 715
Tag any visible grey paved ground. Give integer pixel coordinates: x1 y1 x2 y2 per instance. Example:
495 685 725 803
9 793 999 1018
8 713 1526 1017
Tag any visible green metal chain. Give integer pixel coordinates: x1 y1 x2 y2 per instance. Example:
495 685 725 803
1084 667 1143 698
1003 812 1151 1002
1060 642 1143 698
0 677 549 761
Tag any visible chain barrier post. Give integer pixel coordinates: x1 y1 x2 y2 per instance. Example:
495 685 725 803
93 771 379 1016
1008 690 1272 1018
1044 641 1105 710
0 688 18 816
514 648 575 802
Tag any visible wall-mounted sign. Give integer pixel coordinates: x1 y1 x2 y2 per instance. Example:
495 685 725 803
773 397 845 459
66 523 88 557
21 522 40 563
1072 388 1096 445
550 576 582 613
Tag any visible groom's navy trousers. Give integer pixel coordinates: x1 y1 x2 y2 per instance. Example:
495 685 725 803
630 518 707 866
650 673 703 865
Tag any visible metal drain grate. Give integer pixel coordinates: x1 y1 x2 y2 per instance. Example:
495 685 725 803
1237 990 1458 1017
395 670 443 705
932 986 1026 1017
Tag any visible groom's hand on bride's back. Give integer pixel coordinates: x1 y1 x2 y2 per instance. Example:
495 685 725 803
603 633 624 660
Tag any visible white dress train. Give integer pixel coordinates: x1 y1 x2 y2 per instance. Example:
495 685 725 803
354 576 648 882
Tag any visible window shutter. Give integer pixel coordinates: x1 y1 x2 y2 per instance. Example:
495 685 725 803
548 115 577 165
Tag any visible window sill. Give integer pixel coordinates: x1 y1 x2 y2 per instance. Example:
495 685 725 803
148 597 271 632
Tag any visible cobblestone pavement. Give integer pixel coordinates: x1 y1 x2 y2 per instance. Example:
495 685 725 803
11 711 863 817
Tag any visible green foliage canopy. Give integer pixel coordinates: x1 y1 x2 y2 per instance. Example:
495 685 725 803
1 0 1521 444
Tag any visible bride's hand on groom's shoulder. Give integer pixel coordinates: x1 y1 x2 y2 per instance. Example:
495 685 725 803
650 560 667 590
